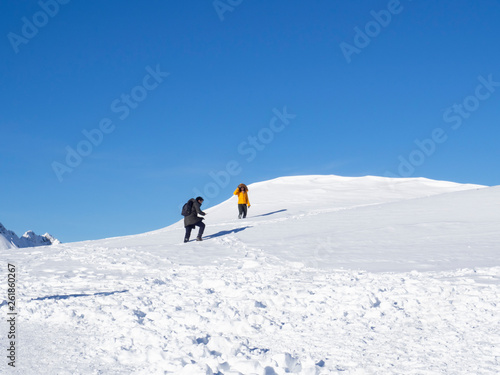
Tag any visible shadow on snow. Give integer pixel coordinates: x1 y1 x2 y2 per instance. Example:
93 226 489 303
31 289 129 302
252 209 287 218
204 226 251 239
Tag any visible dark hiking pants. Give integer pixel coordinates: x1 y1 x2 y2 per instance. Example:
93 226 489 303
238 204 247 218
185 221 205 240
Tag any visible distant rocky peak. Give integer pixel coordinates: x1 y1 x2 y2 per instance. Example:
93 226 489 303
0 222 60 248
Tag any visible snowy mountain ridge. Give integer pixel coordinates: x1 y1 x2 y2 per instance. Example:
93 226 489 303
2 175 499 374
0 222 60 249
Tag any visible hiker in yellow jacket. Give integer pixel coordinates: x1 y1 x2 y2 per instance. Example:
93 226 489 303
233 183 250 219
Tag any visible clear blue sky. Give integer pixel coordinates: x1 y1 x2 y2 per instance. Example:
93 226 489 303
1 0 499 242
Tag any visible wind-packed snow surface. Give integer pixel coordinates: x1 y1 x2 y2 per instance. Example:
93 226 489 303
2 175 499 374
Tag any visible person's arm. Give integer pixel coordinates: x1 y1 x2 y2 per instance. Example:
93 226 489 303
246 193 250 207
193 201 206 216
234 188 240 195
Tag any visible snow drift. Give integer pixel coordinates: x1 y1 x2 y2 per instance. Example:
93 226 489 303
1 175 499 374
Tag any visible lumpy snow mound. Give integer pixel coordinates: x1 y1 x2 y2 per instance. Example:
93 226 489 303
2 175 499 374
0 222 60 250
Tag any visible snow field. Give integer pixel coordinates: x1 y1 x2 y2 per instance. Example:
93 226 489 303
2 175 499 374
11 251 500 374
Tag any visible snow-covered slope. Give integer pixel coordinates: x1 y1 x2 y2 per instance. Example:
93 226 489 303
0 222 60 250
97 175 491 272
0 231 15 250
2 175 499 374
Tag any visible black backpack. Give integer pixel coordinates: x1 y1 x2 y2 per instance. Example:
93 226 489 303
181 200 193 216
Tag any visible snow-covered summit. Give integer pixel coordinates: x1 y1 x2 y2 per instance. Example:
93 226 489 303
2 175 498 374
0 222 60 250
97 174 492 272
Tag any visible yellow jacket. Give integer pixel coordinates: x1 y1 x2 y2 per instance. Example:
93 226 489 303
233 188 250 206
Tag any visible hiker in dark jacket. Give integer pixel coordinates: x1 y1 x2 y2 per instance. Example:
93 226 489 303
184 196 206 242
